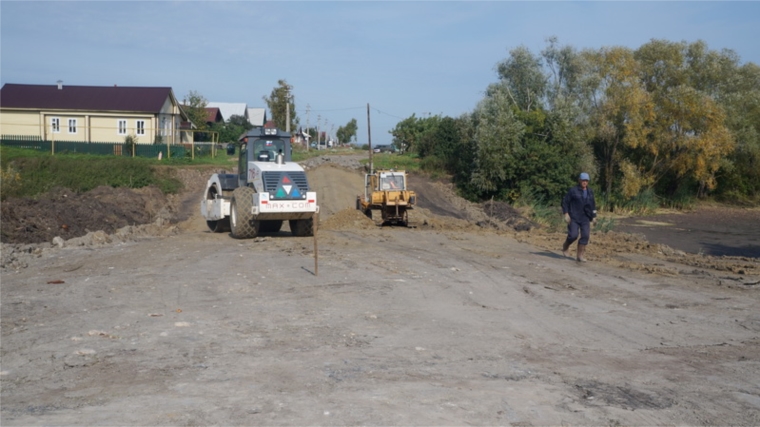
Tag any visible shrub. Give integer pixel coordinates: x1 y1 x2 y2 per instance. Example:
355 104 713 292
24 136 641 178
3 153 181 198
0 163 23 200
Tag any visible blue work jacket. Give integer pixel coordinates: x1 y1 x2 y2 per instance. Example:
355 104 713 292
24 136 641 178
562 185 597 223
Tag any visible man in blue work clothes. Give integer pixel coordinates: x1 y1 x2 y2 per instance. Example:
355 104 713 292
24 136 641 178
561 172 597 262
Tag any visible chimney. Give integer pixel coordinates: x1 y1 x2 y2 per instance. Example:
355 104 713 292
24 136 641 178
57 80 63 90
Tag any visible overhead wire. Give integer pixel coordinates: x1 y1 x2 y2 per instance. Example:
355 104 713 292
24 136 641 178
294 105 410 120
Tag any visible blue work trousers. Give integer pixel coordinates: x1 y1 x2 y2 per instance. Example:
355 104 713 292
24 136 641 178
566 220 590 245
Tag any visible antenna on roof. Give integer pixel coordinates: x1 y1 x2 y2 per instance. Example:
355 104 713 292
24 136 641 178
57 80 63 90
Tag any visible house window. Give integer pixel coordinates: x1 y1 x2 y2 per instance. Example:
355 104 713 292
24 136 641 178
68 119 77 134
136 120 146 136
117 119 127 135
50 117 60 133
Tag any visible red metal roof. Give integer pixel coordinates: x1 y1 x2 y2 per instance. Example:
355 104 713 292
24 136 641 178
205 107 223 123
0 83 175 113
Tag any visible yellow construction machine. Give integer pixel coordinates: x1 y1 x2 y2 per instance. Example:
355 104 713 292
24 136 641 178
356 169 416 226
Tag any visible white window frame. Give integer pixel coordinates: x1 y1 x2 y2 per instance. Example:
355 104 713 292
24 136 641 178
162 117 171 137
136 120 146 136
117 119 127 135
50 117 60 133
68 118 77 134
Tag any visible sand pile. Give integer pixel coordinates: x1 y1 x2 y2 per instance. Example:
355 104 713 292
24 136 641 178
320 208 377 230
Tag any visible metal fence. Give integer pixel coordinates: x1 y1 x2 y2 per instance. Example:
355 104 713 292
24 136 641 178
0 135 191 158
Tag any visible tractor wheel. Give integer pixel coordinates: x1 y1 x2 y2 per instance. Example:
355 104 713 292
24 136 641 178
230 186 259 239
289 217 314 237
260 220 283 233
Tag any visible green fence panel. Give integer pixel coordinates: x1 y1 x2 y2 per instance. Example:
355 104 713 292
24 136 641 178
1 137 51 151
134 144 162 158
169 145 187 158
125 144 188 158
89 142 121 156
0 139 50 151
51 140 90 153
2 136 189 158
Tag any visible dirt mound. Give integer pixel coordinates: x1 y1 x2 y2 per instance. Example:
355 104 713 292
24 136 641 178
320 208 376 230
481 199 536 231
1 185 171 244
301 153 364 171
305 164 365 219
406 174 535 232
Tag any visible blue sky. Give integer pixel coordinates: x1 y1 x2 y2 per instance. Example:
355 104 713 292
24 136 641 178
2 1 758 146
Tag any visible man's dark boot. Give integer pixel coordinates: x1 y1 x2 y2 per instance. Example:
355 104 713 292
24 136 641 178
562 240 572 258
576 244 587 262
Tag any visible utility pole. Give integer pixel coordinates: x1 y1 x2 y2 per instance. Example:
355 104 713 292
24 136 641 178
285 95 291 133
317 115 321 149
367 103 372 173
306 103 311 151
284 83 293 133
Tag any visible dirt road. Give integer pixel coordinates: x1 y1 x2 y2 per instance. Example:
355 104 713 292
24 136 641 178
2 160 759 425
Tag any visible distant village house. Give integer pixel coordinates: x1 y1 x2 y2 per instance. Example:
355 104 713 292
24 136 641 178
0 83 193 145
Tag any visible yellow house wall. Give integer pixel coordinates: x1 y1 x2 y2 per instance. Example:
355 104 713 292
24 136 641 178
157 96 193 144
1 109 158 144
0 110 41 136
1 92 191 144
89 114 155 143
41 113 88 141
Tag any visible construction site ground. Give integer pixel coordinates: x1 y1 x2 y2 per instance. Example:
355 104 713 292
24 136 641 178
1 155 759 426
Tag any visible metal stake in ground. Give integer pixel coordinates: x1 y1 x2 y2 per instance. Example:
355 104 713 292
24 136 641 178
313 211 318 276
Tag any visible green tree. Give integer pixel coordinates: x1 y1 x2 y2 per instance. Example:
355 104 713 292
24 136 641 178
182 90 209 132
469 90 526 196
541 36 589 111
635 39 735 198
717 62 760 200
211 114 253 143
336 119 358 145
494 46 547 112
263 79 298 131
584 46 655 199
390 114 422 153
469 40 593 203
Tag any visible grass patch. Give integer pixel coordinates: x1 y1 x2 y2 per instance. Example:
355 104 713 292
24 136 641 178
360 153 421 172
598 188 660 216
510 187 564 231
1 146 182 200
593 216 616 233
1 146 51 165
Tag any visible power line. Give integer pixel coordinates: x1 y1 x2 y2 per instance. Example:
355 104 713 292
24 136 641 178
370 107 407 120
296 106 365 113
295 105 410 120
